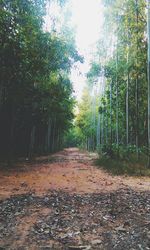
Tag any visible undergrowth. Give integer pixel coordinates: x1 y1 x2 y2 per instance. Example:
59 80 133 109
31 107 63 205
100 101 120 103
95 147 150 176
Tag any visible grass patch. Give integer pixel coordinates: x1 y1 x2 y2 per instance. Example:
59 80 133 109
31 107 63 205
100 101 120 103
95 155 150 176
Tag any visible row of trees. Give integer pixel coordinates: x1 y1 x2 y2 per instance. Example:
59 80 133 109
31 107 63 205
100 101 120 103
0 0 82 159
76 0 150 165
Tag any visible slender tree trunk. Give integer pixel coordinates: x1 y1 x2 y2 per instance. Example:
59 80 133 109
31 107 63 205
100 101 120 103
135 76 139 158
97 114 100 147
115 14 119 157
52 117 56 152
110 81 112 145
106 107 108 145
92 86 96 150
97 78 102 148
101 112 104 146
116 75 119 147
87 137 90 151
116 44 119 155
135 0 139 160
126 50 129 146
57 129 60 149
147 0 150 167
47 118 51 152
125 6 130 148
29 126 35 158
8 106 15 165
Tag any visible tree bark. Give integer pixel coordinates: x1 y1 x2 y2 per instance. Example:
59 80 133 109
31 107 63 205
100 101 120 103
126 50 129 146
135 0 139 160
147 0 150 167
110 81 112 145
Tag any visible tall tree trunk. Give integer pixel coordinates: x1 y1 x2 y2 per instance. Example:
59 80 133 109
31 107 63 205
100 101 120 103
135 75 139 158
110 81 112 145
126 50 129 146
116 41 119 155
97 78 102 148
105 107 108 145
135 0 139 160
47 118 51 153
52 117 56 152
97 114 100 147
147 0 150 167
101 112 104 146
29 126 35 158
8 105 15 165
92 85 96 150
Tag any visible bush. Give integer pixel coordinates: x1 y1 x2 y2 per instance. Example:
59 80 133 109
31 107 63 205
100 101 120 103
96 155 150 176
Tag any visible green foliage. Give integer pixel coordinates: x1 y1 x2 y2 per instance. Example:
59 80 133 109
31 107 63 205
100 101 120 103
0 0 81 158
95 155 150 176
64 126 81 148
75 86 98 151
75 0 150 172
87 62 101 88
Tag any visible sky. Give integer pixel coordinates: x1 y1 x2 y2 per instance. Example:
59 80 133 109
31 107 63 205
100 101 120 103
45 0 104 100
69 0 104 99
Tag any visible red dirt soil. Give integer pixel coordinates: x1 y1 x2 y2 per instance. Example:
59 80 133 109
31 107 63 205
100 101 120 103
0 148 150 200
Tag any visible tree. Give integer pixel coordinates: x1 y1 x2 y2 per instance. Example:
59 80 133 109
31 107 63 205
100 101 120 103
147 0 150 167
0 0 82 159
79 0 148 163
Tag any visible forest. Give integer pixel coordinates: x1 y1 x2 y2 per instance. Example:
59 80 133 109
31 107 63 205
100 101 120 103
0 0 82 159
0 1 150 249
1 0 150 173
72 0 150 172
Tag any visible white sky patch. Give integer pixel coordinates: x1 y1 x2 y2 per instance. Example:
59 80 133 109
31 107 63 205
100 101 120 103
69 0 104 100
70 0 102 53
44 0 104 100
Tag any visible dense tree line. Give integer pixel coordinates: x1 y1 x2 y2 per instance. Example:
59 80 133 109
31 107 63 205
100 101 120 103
76 0 150 165
0 0 82 159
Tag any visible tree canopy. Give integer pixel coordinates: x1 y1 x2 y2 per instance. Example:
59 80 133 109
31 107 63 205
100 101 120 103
0 0 82 158
75 0 150 167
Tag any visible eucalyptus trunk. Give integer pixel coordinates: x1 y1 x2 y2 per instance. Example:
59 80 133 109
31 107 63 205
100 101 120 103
116 46 119 155
110 81 112 145
135 0 139 160
92 86 96 150
97 114 100 147
101 112 104 146
126 49 129 146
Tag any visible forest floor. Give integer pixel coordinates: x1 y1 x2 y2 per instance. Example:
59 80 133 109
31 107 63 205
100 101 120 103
0 148 150 250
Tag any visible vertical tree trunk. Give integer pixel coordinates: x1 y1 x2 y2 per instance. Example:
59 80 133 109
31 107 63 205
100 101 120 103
116 42 119 155
97 113 101 147
57 129 60 150
8 106 15 165
92 85 96 150
29 126 35 158
47 118 51 152
110 81 112 145
126 50 129 146
135 0 139 160
87 138 89 150
135 76 139 158
52 117 56 152
101 112 104 146
97 78 102 148
147 0 150 167
105 107 108 145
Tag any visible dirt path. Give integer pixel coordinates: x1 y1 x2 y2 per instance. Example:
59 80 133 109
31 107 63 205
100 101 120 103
0 148 150 249
0 148 149 199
